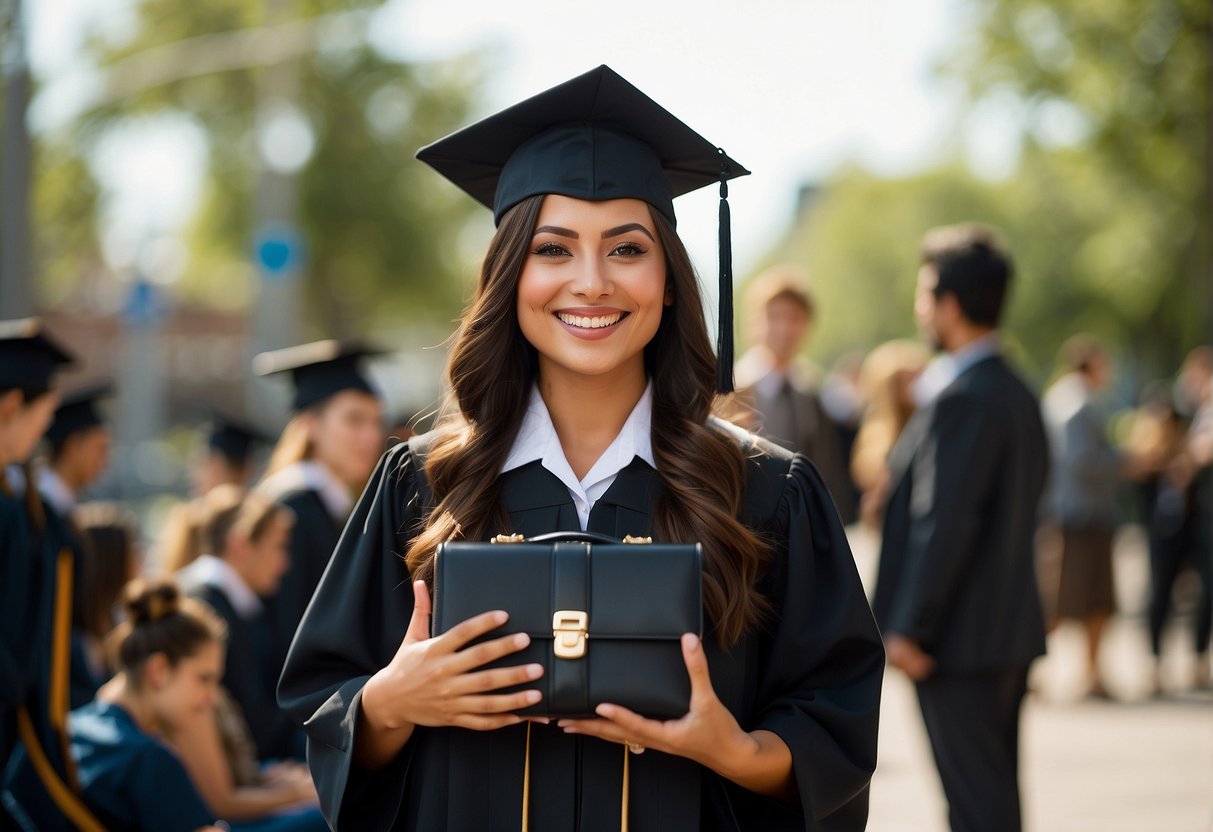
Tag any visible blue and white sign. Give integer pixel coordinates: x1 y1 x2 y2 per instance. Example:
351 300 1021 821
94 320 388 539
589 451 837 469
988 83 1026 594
254 223 305 279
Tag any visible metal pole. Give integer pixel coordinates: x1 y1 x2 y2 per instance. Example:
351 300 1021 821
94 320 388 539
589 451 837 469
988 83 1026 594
1 0 33 317
248 0 305 427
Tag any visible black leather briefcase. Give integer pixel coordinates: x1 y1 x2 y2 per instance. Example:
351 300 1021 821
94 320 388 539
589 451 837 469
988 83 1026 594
432 531 702 719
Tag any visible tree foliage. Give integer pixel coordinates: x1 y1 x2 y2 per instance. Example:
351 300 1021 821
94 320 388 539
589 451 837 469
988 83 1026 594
48 0 487 334
760 0 1210 384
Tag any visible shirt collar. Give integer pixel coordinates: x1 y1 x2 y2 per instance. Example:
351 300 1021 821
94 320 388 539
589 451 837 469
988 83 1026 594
257 460 353 520
950 332 1001 377
37 467 76 515
502 382 655 527
175 554 262 619
503 382 654 474
912 334 1001 407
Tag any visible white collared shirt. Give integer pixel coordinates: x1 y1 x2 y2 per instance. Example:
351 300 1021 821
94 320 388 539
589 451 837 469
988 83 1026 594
913 333 1001 407
175 553 263 619
501 383 655 530
37 467 76 516
257 460 353 521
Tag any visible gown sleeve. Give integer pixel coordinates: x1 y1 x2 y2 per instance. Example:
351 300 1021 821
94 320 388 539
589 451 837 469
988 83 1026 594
277 443 423 830
736 453 885 832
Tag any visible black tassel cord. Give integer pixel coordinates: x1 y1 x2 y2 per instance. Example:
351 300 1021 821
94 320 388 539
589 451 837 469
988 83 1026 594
716 152 735 394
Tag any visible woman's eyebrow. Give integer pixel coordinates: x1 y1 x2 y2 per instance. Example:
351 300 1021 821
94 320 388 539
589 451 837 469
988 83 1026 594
533 225 579 239
601 223 654 241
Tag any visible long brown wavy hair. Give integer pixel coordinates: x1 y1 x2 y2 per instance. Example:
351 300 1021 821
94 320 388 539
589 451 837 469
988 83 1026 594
406 195 770 645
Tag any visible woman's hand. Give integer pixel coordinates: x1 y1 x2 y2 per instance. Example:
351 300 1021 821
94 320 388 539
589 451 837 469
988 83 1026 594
557 633 794 800
354 581 543 769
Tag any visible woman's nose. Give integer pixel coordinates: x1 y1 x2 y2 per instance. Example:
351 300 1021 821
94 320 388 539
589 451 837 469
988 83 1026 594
572 260 612 299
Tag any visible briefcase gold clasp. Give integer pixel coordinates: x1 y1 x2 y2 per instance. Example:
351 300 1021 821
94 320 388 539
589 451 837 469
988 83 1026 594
552 610 588 659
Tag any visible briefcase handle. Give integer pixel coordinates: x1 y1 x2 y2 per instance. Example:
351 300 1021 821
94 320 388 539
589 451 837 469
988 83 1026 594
524 531 619 545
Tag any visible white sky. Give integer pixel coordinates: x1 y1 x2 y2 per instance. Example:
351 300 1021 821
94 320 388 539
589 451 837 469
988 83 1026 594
26 0 982 281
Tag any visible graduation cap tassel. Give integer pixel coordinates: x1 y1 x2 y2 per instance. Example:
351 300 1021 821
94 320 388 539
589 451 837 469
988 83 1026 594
716 154 735 394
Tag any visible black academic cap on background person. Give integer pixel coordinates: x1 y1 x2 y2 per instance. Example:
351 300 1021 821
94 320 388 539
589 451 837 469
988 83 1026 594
46 382 114 444
416 64 749 393
252 340 384 412
0 318 75 390
206 411 272 466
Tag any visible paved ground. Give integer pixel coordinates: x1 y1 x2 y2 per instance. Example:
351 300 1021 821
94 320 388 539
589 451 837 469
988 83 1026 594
849 525 1213 832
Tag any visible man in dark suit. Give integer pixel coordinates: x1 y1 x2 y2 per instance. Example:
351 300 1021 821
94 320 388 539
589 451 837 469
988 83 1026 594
733 266 857 524
873 224 1048 832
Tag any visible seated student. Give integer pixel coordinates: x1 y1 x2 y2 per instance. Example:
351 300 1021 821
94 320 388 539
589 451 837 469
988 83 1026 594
178 485 302 761
166 688 326 832
7 579 225 832
70 502 141 708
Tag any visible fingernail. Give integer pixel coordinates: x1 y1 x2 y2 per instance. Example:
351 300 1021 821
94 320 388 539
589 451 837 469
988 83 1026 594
596 704 614 717
556 720 570 728
527 664 543 679
494 611 509 625
684 633 700 651
526 690 541 704
515 633 530 648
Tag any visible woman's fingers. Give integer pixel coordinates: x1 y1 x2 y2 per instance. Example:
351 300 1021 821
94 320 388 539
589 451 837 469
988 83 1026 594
447 631 532 673
454 713 525 731
452 662 544 694
402 581 433 644
681 632 716 707
431 609 510 654
455 688 542 715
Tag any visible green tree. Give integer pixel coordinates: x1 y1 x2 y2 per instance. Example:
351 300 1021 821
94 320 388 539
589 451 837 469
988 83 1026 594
755 0 1209 384
946 0 1211 370
64 0 487 333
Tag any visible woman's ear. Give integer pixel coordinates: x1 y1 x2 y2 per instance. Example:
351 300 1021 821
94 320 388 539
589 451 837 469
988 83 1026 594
144 652 171 689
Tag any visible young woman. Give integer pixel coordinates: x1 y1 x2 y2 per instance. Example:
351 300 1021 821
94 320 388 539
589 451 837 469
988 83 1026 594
8 579 226 832
252 343 384 672
71 502 142 708
0 319 73 825
279 66 883 831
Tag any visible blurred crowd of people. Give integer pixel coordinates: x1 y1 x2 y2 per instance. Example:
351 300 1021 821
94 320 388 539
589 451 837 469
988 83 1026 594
1 237 1209 830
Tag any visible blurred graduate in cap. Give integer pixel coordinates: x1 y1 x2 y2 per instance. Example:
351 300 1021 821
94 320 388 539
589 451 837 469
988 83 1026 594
38 383 113 518
253 340 384 675
0 319 104 831
278 66 882 831
156 411 270 578
194 412 270 496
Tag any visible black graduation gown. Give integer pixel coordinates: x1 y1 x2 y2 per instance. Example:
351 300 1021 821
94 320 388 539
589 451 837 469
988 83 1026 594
0 493 36 788
191 584 302 761
279 429 885 832
2 496 81 830
262 487 344 676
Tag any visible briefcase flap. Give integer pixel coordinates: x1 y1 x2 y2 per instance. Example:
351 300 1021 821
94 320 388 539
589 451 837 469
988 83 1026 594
432 542 702 641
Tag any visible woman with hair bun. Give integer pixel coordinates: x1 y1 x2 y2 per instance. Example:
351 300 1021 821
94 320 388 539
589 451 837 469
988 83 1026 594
8 579 226 832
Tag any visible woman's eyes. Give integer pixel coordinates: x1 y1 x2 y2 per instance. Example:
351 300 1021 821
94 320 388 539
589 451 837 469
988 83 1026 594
533 242 570 257
610 242 647 257
530 242 648 257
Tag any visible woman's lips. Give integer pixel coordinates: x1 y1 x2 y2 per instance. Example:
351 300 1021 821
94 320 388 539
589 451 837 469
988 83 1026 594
553 309 629 340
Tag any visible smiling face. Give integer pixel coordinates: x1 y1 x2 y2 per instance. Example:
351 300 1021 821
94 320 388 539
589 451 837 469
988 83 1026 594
516 195 670 387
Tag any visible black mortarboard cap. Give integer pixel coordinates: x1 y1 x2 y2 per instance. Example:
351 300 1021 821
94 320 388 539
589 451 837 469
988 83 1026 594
252 340 383 412
46 382 113 443
416 65 749 392
0 318 75 391
206 412 270 465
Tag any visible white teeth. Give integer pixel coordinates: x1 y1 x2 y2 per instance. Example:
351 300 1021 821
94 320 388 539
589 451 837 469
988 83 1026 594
557 312 622 329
